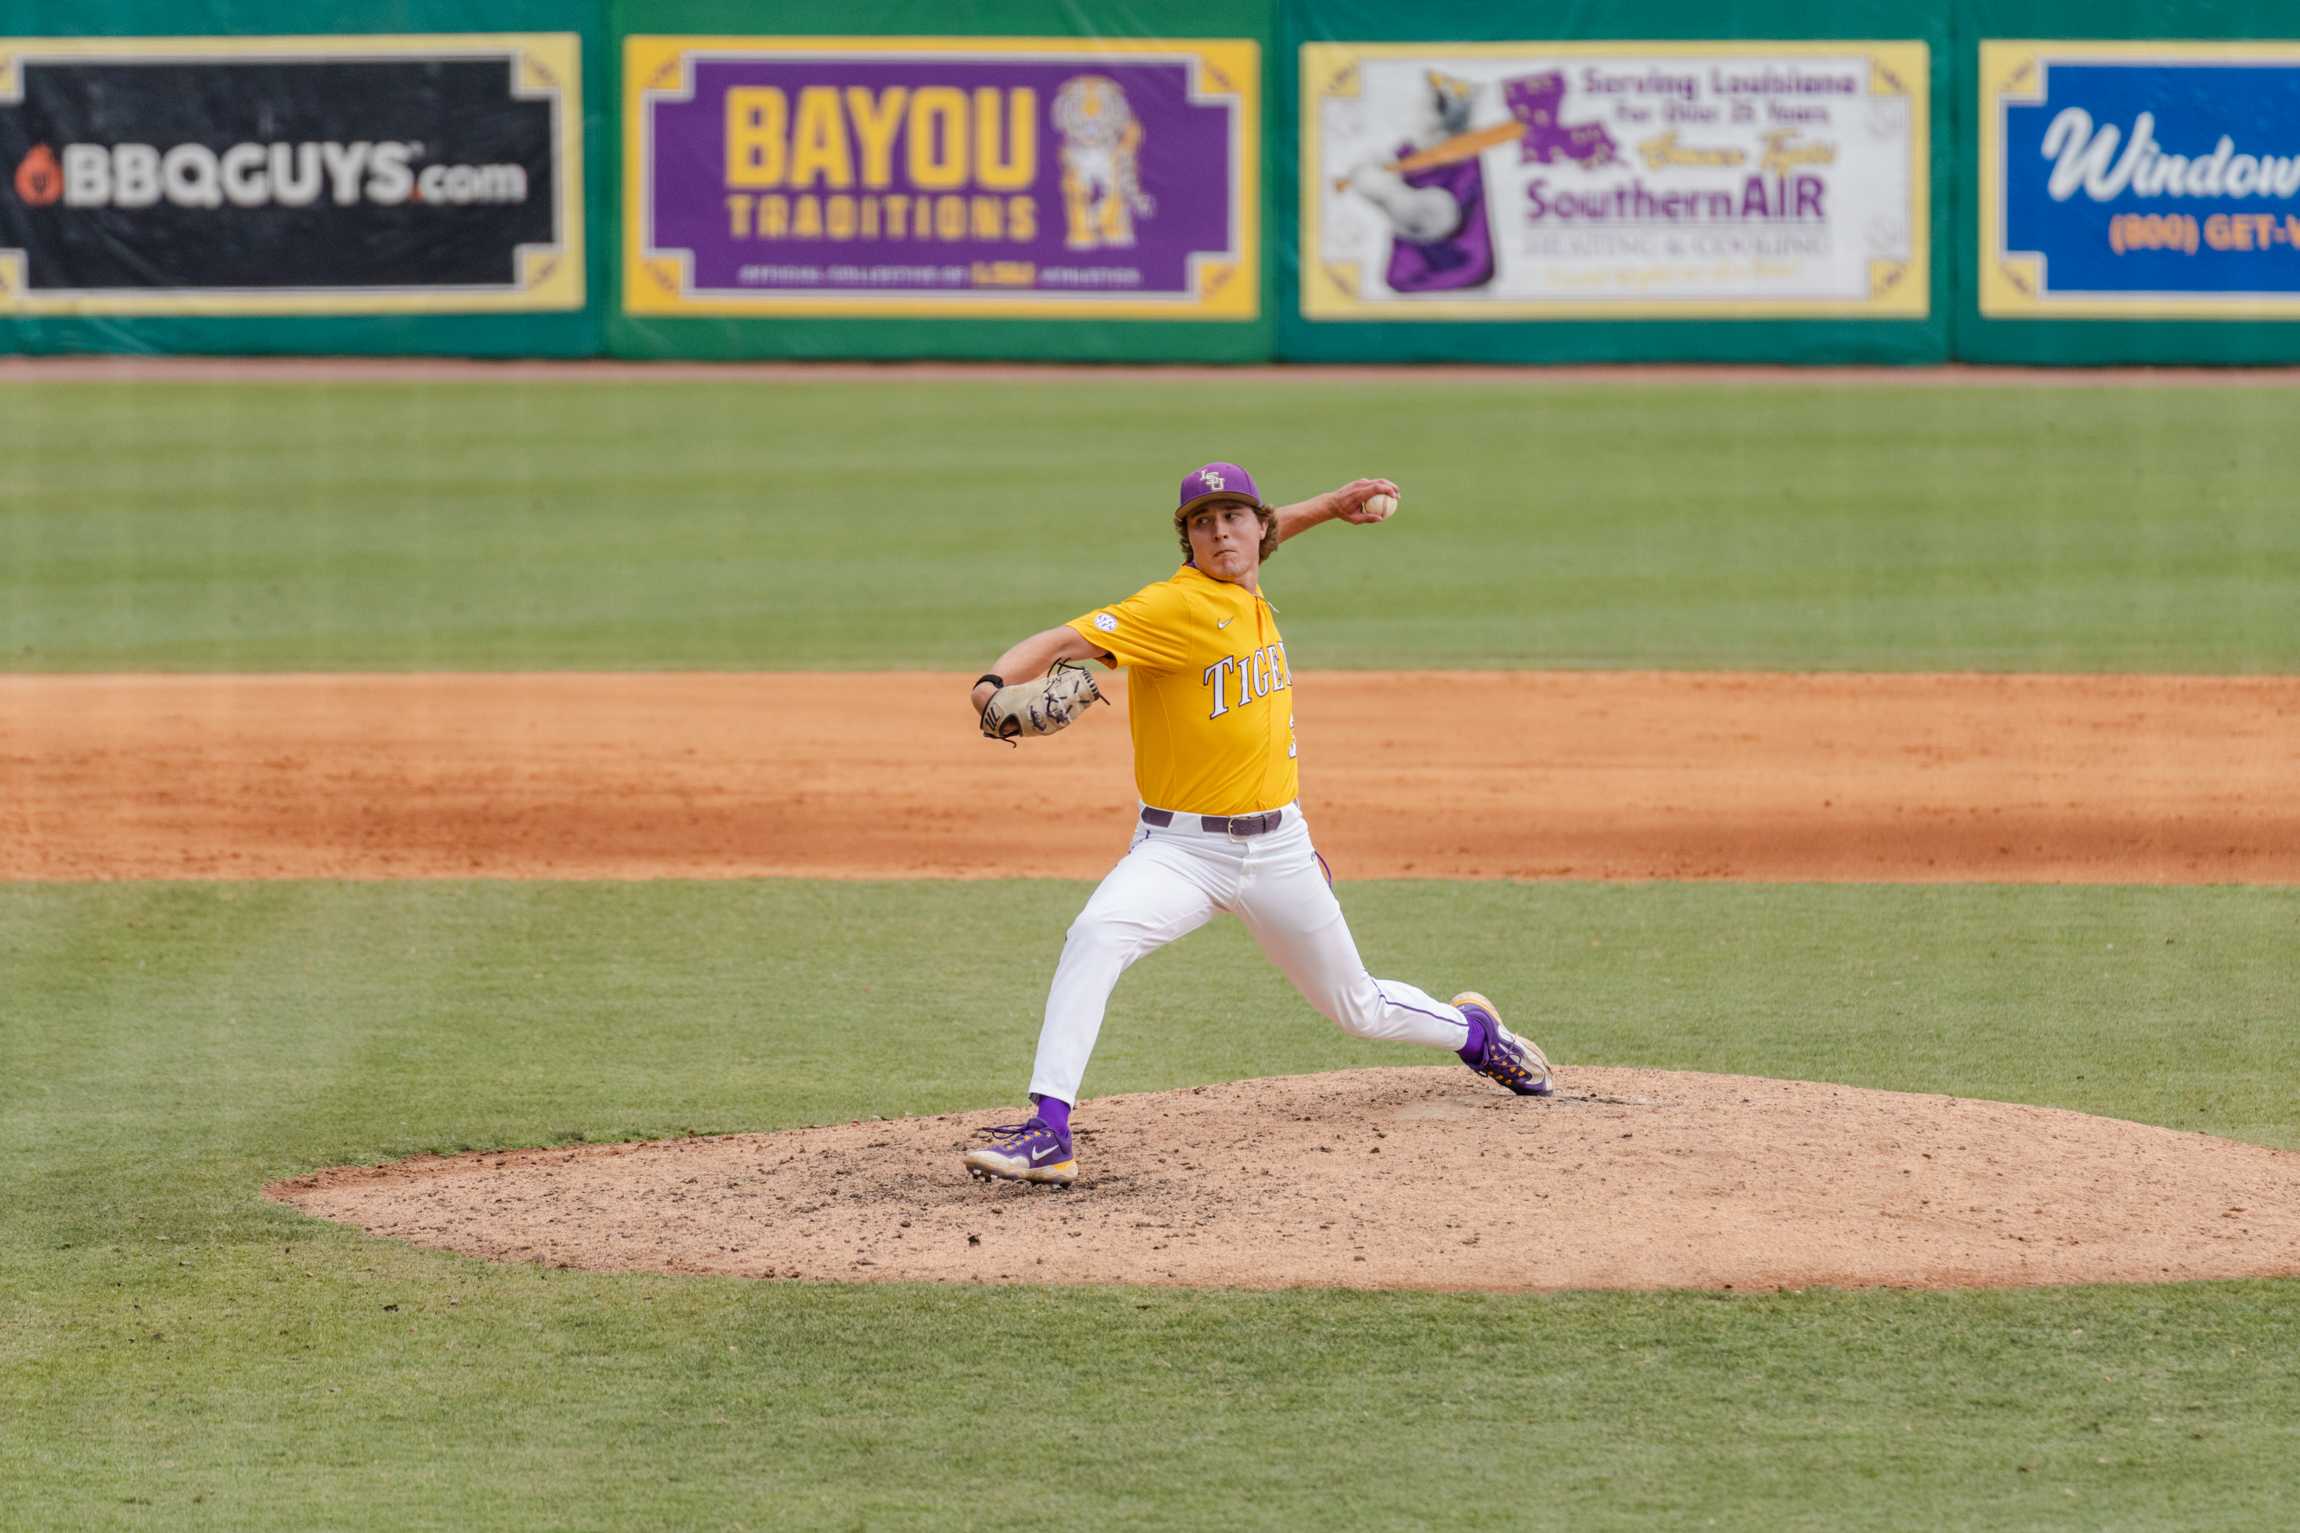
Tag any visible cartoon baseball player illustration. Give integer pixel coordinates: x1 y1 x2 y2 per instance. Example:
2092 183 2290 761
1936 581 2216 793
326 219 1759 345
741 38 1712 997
1346 70 1498 293
1342 68 1620 295
962 465 1554 1185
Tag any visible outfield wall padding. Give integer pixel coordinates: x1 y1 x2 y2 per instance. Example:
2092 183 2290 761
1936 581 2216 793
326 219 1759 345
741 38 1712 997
12 1 2300 363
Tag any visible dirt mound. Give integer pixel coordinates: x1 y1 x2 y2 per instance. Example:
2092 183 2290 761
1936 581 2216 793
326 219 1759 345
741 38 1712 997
268 1068 2300 1293
10 671 2300 883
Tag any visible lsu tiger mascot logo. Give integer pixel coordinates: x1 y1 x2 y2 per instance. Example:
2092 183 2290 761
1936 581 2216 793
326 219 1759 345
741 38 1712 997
1053 75 1155 251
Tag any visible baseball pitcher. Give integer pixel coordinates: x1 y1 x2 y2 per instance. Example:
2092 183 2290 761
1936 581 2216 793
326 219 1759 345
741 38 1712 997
963 464 1554 1186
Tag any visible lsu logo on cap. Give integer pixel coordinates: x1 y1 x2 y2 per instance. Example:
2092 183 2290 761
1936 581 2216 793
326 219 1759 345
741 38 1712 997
1176 461 1262 515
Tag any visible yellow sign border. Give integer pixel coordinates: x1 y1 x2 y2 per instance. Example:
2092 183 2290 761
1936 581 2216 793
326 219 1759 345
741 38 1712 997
621 35 1260 321
1979 40 2300 318
0 34 585 317
1299 40 1930 321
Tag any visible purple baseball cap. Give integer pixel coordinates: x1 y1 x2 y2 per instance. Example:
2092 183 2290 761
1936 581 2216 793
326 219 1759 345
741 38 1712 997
1175 461 1266 519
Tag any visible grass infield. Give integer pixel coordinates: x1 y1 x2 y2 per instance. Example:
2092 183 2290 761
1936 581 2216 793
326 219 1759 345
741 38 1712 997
4 879 2296 1531
3 376 2298 673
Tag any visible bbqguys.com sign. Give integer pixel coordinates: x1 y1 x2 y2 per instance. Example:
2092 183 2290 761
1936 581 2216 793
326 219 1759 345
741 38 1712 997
30 141 531 210
0 36 585 314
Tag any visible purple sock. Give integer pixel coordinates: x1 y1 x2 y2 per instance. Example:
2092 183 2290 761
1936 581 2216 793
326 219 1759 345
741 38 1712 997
1032 1095 1072 1141
1456 1013 1488 1064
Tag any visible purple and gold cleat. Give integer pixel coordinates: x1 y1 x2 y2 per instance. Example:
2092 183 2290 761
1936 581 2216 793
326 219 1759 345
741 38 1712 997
1452 991 1555 1097
963 1117 1078 1186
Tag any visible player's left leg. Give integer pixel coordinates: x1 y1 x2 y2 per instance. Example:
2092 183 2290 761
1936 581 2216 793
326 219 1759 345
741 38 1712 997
966 826 1223 1186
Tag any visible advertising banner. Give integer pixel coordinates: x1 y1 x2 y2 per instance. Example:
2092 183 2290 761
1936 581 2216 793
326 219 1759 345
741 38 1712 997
1300 41 1928 319
623 36 1258 319
0 35 584 315
1981 42 2300 318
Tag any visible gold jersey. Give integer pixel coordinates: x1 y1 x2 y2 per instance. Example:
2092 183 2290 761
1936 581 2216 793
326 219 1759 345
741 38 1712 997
1067 564 1297 816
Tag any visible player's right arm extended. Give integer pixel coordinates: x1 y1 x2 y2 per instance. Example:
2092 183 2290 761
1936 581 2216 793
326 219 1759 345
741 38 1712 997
970 626 1108 714
1271 477 1401 544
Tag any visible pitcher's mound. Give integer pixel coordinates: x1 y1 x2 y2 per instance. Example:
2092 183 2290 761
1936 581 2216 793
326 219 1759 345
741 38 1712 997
268 1068 2300 1292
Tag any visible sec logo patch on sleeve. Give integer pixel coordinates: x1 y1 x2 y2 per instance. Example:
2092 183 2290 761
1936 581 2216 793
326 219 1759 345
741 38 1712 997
1093 613 1118 632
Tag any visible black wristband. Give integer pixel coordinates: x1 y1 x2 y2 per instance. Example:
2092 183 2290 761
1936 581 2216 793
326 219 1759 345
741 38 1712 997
974 673 1005 692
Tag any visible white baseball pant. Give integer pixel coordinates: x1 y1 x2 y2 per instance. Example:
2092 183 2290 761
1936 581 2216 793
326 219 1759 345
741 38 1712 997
1027 802 1472 1106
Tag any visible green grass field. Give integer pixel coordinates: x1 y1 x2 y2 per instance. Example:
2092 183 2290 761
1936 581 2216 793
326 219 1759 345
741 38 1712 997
5 374 2298 1530
6 881 2299 1531
4 376 2299 672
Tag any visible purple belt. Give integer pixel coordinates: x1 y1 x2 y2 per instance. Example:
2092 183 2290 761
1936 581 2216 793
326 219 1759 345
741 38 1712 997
1140 807 1285 837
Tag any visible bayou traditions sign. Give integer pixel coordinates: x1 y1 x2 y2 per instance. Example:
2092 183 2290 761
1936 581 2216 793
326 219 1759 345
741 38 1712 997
623 36 1259 319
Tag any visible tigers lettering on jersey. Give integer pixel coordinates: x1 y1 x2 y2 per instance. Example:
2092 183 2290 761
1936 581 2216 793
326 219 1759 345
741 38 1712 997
1066 565 1298 815
1202 642 1289 719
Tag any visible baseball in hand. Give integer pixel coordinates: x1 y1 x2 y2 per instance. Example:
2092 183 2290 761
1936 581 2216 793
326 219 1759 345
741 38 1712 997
1363 492 1398 521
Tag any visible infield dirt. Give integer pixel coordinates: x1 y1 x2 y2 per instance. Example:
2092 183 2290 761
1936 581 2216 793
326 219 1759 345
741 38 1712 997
6 669 2297 883
26 667 2297 1293
268 1066 2300 1293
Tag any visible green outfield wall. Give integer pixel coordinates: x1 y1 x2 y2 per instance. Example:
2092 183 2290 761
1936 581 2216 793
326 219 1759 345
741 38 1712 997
8 1 2300 363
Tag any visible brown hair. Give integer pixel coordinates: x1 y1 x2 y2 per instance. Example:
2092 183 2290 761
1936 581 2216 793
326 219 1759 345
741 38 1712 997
1175 501 1279 565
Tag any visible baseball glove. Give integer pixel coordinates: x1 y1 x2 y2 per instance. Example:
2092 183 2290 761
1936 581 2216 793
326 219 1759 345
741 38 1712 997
980 659 1109 743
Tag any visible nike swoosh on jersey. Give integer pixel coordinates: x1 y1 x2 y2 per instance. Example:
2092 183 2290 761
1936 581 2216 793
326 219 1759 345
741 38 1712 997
1217 617 1234 629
